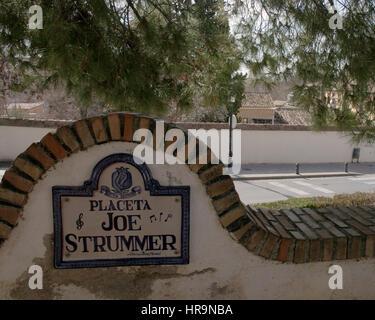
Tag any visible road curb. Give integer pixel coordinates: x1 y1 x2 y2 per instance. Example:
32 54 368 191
231 172 362 181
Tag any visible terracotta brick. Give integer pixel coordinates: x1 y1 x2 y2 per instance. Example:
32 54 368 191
309 239 321 262
324 213 348 228
199 164 224 184
321 221 346 237
342 207 373 226
360 206 375 217
0 205 19 225
345 228 360 237
345 219 374 235
123 114 134 141
25 143 55 170
90 117 108 143
74 120 95 149
0 187 26 207
230 222 254 241
252 205 375 262
107 114 121 141
365 235 375 257
246 208 265 228
277 238 292 262
56 127 80 152
282 209 301 222
3 171 33 193
13 158 43 181
291 208 305 215
271 221 291 238
246 228 266 251
264 225 278 234
247 214 265 229
41 133 68 160
212 192 239 214
275 215 295 231
256 212 278 234
259 208 277 221
294 240 308 263
335 237 347 260
206 177 234 198
316 207 331 215
349 206 373 219
139 117 151 130
302 207 326 221
299 214 320 229
349 236 362 259
323 238 334 261
290 230 305 240
0 222 12 239
296 222 318 239
188 163 206 173
259 233 279 259
328 206 350 220
315 228 332 239
219 206 246 228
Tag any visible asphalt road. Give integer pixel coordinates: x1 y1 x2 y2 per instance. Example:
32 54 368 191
234 174 375 205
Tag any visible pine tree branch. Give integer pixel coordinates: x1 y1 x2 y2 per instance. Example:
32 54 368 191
147 0 173 24
127 0 145 24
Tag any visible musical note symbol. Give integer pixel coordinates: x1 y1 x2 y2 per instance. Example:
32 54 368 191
76 213 84 230
149 214 157 223
164 214 173 222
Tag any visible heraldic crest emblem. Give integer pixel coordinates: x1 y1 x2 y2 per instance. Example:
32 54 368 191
100 167 141 199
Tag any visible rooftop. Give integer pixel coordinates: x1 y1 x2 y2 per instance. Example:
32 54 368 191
241 92 274 109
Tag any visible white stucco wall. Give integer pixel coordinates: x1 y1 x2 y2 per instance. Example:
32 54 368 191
0 124 374 165
0 126 54 161
0 141 375 299
240 130 375 164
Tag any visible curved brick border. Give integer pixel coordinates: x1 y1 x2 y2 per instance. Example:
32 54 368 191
0 112 371 263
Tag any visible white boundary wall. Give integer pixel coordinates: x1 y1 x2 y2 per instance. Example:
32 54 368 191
0 123 374 164
0 125 54 161
240 130 375 163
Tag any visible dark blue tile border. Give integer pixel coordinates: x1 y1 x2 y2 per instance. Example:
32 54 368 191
52 153 190 269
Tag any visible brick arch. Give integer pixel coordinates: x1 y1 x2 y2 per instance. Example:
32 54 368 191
0 113 371 263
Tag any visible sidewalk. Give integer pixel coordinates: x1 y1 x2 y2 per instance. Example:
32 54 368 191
1 161 375 180
231 162 375 180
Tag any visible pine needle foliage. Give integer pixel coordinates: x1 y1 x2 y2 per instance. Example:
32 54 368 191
233 0 375 142
0 0 244 116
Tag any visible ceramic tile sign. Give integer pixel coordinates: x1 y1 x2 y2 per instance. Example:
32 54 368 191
52 153 190 269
